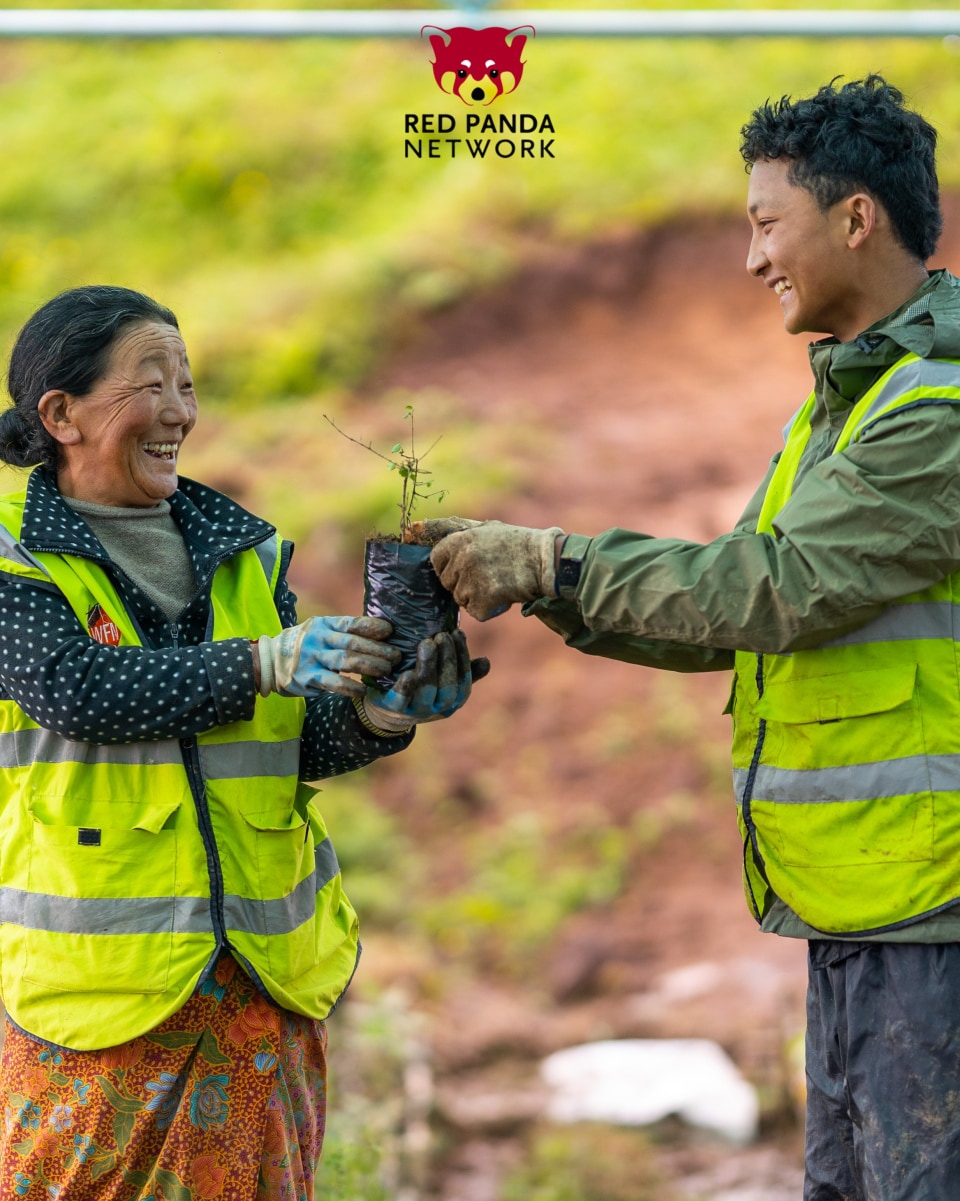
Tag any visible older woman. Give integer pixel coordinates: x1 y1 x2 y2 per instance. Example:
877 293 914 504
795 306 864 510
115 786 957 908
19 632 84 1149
0 285 481 1200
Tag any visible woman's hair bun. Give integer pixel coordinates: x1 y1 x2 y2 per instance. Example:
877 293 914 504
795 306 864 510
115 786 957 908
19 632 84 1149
0 406 46 467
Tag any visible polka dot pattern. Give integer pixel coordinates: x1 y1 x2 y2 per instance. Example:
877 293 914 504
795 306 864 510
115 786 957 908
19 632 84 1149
1 469 413 775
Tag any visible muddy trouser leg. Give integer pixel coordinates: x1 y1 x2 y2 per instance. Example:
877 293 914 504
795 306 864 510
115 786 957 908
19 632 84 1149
803 939 960 1201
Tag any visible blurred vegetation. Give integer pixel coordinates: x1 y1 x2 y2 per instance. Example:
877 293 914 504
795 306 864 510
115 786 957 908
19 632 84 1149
0 4 954 1196
501 1124 675 1201
0 1 956 409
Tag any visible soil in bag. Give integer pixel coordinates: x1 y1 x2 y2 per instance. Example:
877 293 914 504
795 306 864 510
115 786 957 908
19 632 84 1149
363 539 459 687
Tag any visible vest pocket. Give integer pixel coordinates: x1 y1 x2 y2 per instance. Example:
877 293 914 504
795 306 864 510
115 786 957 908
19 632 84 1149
238 808 316 982
753 664 934 867
22 799 180 994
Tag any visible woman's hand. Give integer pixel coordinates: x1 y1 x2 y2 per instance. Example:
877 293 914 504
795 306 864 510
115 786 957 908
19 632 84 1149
358 630 490 733
256 616 401 698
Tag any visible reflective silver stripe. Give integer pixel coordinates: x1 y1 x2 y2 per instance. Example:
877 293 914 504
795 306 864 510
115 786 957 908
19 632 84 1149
0 728 183 769
0 840 338 937
0 731 297 775
253 536 281 590
0 888 210 935
0 526 49 574
199 739 300 780
818 602 957 648
852 357 960 435
734 753 960 804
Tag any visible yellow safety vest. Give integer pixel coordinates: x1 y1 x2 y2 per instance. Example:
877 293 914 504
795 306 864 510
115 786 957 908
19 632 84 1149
0 488 358 1050
733 353 960 935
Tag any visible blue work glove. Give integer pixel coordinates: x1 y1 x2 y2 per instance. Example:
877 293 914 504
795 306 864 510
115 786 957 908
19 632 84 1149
358 630 490 733
257 616 401 698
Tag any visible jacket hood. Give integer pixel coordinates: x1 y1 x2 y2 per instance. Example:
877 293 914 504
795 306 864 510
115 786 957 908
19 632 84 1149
809 270 960 418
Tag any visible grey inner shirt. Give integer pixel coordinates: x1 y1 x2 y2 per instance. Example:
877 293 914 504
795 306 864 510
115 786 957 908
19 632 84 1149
64 496 197 622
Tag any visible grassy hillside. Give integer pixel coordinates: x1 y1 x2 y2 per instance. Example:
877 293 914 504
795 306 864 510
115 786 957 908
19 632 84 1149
0 1 956 407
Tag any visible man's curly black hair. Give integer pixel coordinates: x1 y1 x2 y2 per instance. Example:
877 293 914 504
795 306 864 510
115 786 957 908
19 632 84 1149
740 74 941 262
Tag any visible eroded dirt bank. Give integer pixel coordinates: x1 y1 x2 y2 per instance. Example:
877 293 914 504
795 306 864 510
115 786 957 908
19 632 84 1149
323 205 960 1198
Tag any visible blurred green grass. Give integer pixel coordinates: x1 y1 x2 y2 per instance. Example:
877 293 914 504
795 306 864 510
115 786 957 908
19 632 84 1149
0 5 956 405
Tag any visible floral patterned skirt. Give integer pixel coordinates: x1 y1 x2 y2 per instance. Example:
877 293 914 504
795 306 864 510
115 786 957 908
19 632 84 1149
0 955 327 1200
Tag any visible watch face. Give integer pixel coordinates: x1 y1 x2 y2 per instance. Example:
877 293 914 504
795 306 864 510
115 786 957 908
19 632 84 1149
556 558 582 589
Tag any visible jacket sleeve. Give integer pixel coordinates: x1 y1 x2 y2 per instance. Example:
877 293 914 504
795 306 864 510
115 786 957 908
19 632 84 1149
0 572 256 742
532 403 960 655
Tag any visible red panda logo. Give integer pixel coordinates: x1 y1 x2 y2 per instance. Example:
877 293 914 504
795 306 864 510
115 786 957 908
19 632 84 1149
421 25 535 107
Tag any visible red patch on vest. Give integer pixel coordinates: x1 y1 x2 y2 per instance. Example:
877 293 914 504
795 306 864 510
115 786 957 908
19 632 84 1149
86 604 121 646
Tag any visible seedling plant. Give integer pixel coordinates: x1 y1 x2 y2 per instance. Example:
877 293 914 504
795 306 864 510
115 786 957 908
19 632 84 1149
323 406 447 543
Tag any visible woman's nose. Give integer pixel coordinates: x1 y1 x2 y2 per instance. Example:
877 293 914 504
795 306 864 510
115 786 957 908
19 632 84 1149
160 386 194 424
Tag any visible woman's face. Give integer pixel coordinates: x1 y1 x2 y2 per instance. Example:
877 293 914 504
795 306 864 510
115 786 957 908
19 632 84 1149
40 321 198 507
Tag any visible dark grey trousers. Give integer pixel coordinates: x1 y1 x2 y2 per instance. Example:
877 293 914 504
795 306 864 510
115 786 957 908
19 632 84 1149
804 940 960 1201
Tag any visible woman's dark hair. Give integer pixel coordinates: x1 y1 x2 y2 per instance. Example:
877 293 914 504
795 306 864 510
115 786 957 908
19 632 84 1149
0 285 179 469
740 74 942 262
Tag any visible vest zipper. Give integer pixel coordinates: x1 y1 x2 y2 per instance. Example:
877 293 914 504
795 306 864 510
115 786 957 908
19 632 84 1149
740 652 769 923
180 733 227 949
170 620 228 950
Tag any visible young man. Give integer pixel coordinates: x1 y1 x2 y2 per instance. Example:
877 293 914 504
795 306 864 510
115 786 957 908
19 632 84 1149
421 76 960 1200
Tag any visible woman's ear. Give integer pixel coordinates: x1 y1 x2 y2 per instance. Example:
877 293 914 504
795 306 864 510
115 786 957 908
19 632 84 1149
37 390 81 445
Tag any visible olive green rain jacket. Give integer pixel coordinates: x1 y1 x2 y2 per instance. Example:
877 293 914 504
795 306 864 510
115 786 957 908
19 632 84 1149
527 269 960 941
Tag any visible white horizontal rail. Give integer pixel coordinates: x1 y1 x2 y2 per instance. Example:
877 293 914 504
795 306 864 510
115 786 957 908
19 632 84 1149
0 9 955 38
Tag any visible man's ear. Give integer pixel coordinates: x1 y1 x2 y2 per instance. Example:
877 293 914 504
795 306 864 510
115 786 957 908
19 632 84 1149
844 192 877 248
37 390 81 445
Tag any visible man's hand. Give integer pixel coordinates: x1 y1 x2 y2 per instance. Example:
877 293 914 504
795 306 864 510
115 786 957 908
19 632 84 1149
256 616 401 698
360 630 490 732
415 518 565 622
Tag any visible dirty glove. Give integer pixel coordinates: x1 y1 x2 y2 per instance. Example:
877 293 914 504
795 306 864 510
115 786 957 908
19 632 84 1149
256 616 401 698
357 629 490 733
415 518 565 622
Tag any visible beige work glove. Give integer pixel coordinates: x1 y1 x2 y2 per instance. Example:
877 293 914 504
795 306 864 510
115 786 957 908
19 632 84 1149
413 517 564 622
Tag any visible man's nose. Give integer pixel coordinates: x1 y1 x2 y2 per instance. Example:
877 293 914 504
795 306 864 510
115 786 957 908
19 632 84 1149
746 230 768 277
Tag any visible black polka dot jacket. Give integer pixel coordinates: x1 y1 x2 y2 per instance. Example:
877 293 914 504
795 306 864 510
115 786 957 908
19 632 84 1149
0 467 413 780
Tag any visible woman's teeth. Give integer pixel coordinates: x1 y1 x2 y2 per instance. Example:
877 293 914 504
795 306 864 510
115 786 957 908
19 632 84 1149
143 443 177 460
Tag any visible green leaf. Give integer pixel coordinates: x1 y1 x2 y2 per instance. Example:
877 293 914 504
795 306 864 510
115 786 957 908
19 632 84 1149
391 444 403 453
113 1109 135 1156
49 1072 70 1088
90 1153 117 1181
156 1167 193 1201
145 1030 201 1050
12 1138 34 1157
198 1029 232 1067
94 1075 144 1115
121 1167 150 1191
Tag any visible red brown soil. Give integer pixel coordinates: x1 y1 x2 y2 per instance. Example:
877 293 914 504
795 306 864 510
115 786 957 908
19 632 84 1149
335 206 960 1197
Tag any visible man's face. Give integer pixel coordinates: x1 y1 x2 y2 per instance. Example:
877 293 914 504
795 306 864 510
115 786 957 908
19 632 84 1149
746 157 860 341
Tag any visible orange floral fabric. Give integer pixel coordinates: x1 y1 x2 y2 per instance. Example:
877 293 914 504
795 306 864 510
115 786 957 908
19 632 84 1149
0 955 327 1201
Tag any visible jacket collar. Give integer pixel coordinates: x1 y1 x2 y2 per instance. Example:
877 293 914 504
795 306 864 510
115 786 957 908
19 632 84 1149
808 270 960 424
20 467 275 574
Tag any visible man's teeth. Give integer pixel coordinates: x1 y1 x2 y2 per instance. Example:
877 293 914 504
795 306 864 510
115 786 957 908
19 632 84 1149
143 442 177 459
774 280 791 296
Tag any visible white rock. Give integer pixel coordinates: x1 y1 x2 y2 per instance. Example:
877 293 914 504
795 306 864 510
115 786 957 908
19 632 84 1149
540 1038 759 1144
